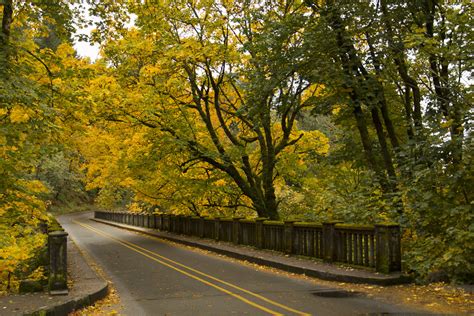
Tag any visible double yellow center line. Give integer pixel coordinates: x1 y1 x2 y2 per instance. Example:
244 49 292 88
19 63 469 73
73 220 311 316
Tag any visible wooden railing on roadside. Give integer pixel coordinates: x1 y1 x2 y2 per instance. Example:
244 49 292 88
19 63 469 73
94 211 401 273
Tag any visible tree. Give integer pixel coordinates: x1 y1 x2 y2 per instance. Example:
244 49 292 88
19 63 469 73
84 1 326 219
300 0 473 281
0 0 81 292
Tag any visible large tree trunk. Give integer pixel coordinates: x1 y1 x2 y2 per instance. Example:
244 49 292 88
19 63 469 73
1 0 13 60
365 33 400 151
324 3 398 192
423 0 464 166
1 0 13 44
380 0 423 137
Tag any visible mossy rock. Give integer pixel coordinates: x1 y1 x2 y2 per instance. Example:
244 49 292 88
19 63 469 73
19 279 44 293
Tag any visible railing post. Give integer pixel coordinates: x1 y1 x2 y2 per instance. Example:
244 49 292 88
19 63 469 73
163 214 169 231
176 215 181 233
172 215 177 232
255 218 267 249
284 220 297 254
175 215 179 233
185 216 191 235
232 217 244 244
199 216 205 238
375 223 401 273
48 231 68 295
322 221 343 262
214 217 221 241
181 215 185 234
180 215 184 234
183 215 188 234
169 215 173 232
159 214 163 230
176 215 181 234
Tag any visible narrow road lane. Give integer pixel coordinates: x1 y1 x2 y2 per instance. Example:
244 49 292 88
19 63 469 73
59 212 418 316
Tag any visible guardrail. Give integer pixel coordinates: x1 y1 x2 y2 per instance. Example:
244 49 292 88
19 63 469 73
95 211 401 273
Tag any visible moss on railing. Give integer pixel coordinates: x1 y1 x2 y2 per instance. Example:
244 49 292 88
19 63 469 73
294 222 322 228
94 211 402 274
263 220 284 226
335 223 374 230
239 219 256 223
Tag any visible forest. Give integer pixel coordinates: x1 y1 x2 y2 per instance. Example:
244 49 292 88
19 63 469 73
1 0 472 293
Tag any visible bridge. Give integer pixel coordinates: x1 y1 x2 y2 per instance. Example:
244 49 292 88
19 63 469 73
58 212 419 315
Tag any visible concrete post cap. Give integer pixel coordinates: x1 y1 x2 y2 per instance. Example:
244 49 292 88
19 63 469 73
49 231 68 237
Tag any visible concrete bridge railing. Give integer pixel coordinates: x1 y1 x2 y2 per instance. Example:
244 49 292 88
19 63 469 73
94 211 401 274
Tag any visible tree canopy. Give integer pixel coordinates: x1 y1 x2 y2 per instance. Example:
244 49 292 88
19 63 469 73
1 0 472 290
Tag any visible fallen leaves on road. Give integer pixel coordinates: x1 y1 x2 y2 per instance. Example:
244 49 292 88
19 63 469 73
70 285 122 316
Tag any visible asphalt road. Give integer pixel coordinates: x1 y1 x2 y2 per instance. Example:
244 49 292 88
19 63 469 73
59 212 420 316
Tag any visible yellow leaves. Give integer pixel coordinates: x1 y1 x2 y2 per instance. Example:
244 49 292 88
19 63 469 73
332 105 342 115
27 266 46 282
140 64 161 79
56 43 77 59
9 106 30 123
19 179 49 194
89 75 119 91
301 83 326 105
52 77 63 86
214 179 227 186
0 245 30 272
128 202 143 213
289 129 330 157
441 119 453 129
0 187 48 291
120 177 135 188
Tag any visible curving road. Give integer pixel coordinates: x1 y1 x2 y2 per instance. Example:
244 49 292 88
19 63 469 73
59 212 422 316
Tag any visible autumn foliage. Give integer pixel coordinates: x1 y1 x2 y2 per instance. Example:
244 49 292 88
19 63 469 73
0 0 472 291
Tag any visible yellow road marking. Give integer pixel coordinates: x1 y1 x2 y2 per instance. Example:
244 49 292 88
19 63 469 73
124 227 311 316
84 220 312 315
74 220 285 315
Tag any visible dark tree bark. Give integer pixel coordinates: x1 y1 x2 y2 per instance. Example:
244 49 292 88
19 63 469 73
1 0 13 60
1 0 13 45
320 2 399 192
380 0 423 136
422 0 464 166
